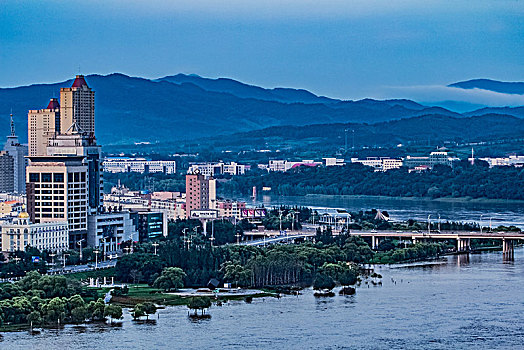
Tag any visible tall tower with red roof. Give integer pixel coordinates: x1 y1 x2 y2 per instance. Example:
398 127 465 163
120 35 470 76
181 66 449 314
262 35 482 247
60 75 95 140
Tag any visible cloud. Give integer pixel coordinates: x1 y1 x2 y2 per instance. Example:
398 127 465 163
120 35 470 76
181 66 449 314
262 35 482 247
375 85 524 108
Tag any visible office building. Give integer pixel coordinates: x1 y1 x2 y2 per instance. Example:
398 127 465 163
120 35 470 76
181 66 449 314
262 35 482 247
87 211 138 254
26 155 88 248
130 210 167 241
60 75 95 138
47 125 103 213
3 114 28 193
28 98 60 156
0 151 14 193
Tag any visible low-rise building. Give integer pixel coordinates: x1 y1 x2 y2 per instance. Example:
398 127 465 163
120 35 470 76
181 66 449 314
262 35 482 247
351 157 403 171
1 212 68 253
187 162 248 177
217 200 246 219
323 158 345 166
0 200 24 218
87 211 138 254
103 157 176 174
479 155 524 168
130 210 167 242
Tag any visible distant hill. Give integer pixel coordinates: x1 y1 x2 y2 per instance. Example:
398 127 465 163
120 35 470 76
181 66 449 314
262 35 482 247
449 79 524 95
0 73 448 145
0 73 522 147
207 113 524 150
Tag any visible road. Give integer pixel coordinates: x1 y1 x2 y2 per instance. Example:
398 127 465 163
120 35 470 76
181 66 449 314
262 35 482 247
48 259 117 274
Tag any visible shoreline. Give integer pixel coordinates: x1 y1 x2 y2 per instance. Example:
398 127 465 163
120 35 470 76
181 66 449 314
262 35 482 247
300 194 524 204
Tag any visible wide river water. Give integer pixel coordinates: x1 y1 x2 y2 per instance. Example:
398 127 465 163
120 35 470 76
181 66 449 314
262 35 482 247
2 248 523 349
243 195 524 228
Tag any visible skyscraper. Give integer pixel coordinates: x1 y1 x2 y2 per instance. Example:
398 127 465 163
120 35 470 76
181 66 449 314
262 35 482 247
60 75 95 139
46 123 103 213
26 155 89 247
28 98 60 156
3 114 28 193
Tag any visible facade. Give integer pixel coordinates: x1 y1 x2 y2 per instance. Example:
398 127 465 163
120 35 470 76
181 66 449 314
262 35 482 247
47 129 103 213
26 155 88 248
187 162 247 177
130 211 167 242
351 157 403 171
479 155 524 168
87 211 138 254
3 114 28 193
1 212 68 253
60 75 95 138
103 157 176 174
268 159 322 172
404 151 459 169
217 200 246 219
323 158 345 167
185 172 211 218
0 151 14 193
28 98 60 156
0 200 24 218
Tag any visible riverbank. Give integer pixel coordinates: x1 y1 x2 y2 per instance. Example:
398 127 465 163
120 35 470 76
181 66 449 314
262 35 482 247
299 194 524 204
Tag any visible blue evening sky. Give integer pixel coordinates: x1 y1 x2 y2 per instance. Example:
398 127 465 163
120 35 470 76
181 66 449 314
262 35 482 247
1 0 523 105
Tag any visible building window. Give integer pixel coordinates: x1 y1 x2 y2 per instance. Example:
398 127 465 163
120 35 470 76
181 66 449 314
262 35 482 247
42 173 52 182
29 173 40 182
53 173 64 182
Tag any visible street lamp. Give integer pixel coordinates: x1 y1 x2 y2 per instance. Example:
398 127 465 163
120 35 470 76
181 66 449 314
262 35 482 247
427 215 431 235
480 214 484 234
77 239 85 262
49 253 56 269
152 242 159 255
438 214 441 232
93 249 99 269
62 253 69 269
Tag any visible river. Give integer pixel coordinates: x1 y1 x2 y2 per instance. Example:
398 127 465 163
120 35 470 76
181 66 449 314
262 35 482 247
241 195 524 228
2 248 523 349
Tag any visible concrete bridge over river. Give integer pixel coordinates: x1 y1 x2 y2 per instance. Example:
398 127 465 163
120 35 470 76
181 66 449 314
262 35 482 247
242 228 524 260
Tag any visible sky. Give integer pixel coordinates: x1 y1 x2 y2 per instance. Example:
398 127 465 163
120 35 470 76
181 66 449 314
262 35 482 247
1 0 523 106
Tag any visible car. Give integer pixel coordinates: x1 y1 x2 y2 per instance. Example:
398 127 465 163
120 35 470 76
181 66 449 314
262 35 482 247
371 229 377 233
396 230 402 233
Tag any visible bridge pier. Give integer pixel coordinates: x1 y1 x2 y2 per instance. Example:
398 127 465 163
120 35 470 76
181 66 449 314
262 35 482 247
456 238 471 253
371 236 380 250
502 239 514 261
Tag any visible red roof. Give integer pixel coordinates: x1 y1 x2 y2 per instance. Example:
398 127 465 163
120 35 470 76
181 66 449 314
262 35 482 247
46 98 60 109
72 75 88 88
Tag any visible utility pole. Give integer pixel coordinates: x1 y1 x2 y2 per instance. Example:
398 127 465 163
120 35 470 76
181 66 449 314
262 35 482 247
427 215 431 235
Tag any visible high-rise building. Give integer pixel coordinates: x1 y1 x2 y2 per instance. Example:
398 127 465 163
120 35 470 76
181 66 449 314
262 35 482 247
47 124 103 213
60 75 95 138
185 171 210 218
0 151 14 193
3 114 28 193
28 98 60 156
26 155 89 248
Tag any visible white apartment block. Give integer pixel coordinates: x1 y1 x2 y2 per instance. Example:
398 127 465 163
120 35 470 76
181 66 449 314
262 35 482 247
479 155 524 168
268 160 322 172
187 162 247 177
323 158 345 166
1 212 68 253
103 157 176 174
351 157 403 171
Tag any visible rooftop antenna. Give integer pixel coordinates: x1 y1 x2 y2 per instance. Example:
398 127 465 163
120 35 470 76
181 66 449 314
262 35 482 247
9 109 15 136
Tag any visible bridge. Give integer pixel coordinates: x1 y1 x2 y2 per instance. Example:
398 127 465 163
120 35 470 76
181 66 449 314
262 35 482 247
241 228 524 260
349 230 524 260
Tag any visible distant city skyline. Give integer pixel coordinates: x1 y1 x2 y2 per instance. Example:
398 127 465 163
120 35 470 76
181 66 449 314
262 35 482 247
1 1 523 106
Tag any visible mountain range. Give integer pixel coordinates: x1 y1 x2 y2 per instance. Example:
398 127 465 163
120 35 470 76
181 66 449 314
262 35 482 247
0 73 522 147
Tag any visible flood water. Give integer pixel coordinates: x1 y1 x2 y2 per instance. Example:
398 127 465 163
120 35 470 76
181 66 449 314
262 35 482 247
3 248 523 349
243 195 524 228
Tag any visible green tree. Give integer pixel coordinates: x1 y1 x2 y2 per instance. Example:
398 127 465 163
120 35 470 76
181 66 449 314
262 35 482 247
313 274 335 291
142 302 157 320
188 296 212 315
153 267 186 291
104 304 123 323
132 303 146 320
